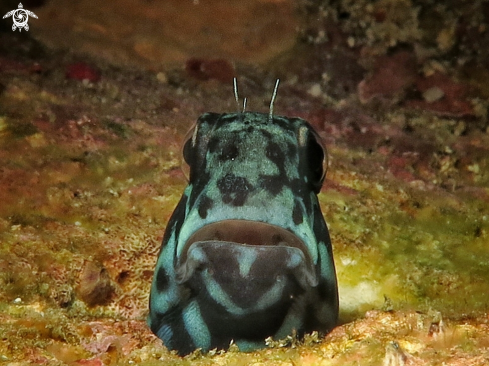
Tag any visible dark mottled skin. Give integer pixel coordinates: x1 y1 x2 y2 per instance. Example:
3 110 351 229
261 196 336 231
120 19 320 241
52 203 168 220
148 112 338 355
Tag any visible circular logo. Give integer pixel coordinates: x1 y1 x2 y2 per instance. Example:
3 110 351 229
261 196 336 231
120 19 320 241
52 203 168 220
3 3 38 32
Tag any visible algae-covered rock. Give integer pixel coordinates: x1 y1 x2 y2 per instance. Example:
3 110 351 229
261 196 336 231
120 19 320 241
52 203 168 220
1 0 489 364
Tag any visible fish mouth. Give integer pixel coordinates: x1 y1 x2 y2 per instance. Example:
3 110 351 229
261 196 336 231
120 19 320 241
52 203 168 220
176 220 317 290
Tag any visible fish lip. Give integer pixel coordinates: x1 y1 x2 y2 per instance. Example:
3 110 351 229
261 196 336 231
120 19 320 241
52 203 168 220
177 219 317 286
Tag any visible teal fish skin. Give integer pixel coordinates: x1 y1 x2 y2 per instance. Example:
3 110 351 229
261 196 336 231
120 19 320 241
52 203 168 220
148 112 338 355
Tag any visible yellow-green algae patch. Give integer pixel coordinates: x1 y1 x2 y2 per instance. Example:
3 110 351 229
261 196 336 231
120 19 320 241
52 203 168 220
322 148 489 322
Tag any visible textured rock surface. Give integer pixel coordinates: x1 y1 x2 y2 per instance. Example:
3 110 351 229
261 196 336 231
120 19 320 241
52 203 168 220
1 0 489 364
28 0 299 68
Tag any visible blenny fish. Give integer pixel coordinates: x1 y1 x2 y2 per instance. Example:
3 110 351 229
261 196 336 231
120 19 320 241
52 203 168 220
148 80 338 355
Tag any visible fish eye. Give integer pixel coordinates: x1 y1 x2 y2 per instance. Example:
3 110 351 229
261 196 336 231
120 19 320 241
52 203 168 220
180 123 197 182
308 129 328 189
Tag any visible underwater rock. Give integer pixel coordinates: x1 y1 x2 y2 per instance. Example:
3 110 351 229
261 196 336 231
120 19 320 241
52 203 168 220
358 51 417 104
77 261 114 307
185 58 235 83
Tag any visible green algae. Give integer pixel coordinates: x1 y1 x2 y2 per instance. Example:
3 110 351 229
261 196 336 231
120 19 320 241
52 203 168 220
322 165 489 322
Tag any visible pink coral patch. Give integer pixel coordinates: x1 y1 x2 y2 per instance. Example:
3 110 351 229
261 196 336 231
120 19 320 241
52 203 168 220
405 72 474 117
66 62 101 82
358 51 417 103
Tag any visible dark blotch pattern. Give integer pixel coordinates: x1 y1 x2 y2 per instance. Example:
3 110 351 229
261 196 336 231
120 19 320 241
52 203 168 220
156 268 170 293
149 112 338 356
187 265 297 347
266 142 286 173
162 311 196 356
198 195 214 219
208 136 219 154
158 194 188 261
316 277 333 302
217 173 252 206
219 142 239 161
258 174 284 196
292 200 303 225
